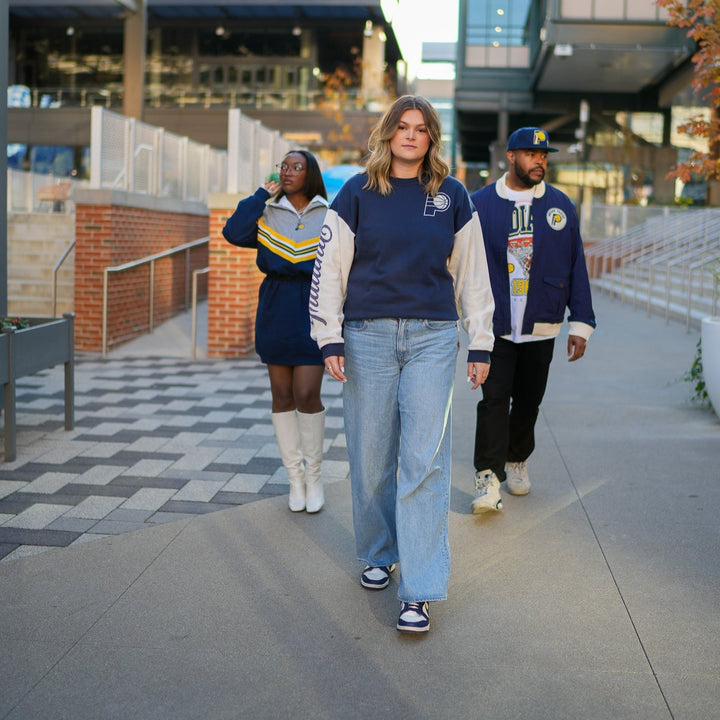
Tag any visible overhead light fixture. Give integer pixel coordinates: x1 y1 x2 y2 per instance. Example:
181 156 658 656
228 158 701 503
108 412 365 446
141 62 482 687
364 20 373 38
66 26 75 36
580 99 590 123
215 25 225 37
494 26 502 33
554 44 573 57
496 8 504 15
292 26 302 37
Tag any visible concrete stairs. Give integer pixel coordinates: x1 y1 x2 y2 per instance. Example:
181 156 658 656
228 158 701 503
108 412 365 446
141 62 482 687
586 209 720 332
7 213 75 318
591 261 719 331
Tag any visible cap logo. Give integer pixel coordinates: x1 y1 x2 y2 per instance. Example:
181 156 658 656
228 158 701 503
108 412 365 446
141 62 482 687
508 127 557 152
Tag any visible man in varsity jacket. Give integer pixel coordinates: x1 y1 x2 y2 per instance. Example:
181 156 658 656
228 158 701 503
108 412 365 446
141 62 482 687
469 126 596 514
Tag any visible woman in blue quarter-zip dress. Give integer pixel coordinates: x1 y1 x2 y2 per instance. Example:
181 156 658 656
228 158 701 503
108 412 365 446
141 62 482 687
223 150 329 514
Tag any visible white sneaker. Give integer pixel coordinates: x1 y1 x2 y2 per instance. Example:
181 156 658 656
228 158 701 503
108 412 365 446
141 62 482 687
505 460 530 496
471 470 503 514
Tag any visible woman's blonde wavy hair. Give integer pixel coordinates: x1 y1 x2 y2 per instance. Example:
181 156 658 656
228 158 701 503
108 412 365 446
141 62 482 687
364 95 449 196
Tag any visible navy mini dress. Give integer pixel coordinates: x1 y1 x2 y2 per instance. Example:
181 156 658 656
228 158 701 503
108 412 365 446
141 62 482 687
223 188 328 366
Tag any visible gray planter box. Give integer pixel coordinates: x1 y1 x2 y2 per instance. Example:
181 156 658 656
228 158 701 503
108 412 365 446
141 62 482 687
1 314 75 462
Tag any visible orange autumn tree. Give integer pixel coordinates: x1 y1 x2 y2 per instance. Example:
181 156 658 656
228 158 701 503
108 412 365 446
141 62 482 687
657 0 720 201
319 61 362 146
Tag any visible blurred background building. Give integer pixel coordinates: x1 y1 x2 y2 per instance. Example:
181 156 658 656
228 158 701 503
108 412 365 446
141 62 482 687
5 0 711 206
7 0 407 175
454 0 703 204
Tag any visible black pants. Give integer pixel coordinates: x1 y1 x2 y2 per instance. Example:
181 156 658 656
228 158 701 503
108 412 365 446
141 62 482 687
473 337 555 481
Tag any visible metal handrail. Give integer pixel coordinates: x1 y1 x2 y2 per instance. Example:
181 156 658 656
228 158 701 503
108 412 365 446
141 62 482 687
191 266 210 360
587 210 719 281
661 230 720 323
686 253 720 329
612 211 720 306
101 236 209 357
52 239 76 317
591 210 720 331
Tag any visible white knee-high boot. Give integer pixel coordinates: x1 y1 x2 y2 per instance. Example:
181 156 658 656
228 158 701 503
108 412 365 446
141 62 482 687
271 411 306 512
298 409 325 513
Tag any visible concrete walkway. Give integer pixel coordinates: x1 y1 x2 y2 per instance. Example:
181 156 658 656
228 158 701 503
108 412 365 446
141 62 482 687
1 292 719 719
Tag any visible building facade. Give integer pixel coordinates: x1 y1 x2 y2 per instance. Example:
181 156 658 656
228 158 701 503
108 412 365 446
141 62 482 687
8 0 406 175
454 0 699 203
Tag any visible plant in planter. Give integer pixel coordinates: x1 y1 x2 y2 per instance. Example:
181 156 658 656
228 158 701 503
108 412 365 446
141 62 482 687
685 263 720 414
2 317 30 330
685 338 710 408
699 264 720 415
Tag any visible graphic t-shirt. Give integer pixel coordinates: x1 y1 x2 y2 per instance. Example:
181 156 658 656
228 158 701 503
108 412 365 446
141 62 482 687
504 187 544 343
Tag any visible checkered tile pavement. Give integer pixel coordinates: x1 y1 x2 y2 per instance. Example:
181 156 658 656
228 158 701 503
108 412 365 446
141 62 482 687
0 356 348 563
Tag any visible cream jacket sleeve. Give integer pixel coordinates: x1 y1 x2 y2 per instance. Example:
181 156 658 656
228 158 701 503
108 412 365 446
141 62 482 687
447 210 495 358
309 208 355 355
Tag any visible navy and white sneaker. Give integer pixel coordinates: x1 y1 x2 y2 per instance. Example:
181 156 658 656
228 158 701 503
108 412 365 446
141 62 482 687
360 564 396 590
397 601 430 633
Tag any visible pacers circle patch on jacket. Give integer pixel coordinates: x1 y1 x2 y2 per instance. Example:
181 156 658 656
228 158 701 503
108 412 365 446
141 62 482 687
546 208 567 231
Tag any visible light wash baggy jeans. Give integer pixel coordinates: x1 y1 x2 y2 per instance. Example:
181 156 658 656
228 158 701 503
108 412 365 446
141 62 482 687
343 318 459 602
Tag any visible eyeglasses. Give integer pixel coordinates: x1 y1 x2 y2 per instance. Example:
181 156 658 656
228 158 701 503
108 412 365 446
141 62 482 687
276 162 306 174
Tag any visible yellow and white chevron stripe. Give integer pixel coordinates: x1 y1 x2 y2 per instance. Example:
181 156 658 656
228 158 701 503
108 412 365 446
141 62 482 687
257 218 319 264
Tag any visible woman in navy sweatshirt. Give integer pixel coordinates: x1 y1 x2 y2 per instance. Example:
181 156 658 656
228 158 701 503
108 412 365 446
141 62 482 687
310 96 495 633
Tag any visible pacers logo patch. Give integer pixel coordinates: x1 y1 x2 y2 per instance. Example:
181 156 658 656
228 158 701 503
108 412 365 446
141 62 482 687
546 208 567 231
424 193 451 216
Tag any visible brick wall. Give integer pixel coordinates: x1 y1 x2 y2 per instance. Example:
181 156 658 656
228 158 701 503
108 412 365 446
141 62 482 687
73 192 209 353
207 198 263 358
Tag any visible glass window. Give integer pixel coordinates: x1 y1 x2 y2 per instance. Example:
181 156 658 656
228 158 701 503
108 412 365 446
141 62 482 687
465 0 532 69
467 0 532 46
197 29 300 58
12 27 125 90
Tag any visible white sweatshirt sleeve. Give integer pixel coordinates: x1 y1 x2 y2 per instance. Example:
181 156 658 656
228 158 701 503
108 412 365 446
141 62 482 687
447 210 495 355
309 208 355 353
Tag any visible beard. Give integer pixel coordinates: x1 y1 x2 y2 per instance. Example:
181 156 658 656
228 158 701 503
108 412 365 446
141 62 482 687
512 160 545 188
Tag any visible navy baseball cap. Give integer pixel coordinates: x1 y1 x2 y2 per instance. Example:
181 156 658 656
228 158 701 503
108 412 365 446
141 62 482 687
506 127 558 152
